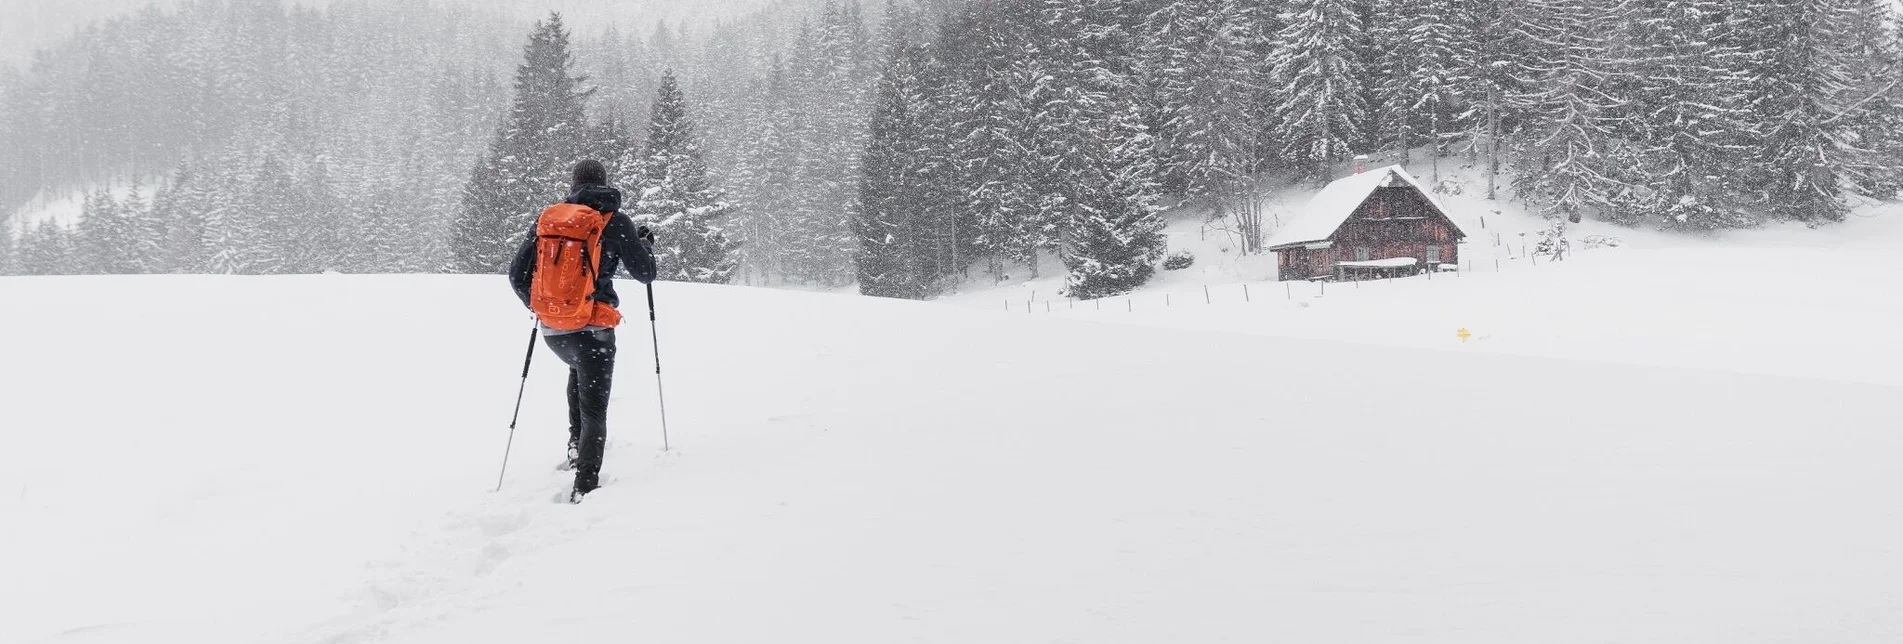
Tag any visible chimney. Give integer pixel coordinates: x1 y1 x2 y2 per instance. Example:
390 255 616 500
1353 154 1370 175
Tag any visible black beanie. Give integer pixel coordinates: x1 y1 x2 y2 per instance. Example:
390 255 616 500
572 159 608 187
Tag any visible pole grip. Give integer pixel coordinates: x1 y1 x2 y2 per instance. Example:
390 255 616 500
519 325 538 379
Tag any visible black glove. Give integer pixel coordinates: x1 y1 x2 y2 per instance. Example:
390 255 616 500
636 226 655 243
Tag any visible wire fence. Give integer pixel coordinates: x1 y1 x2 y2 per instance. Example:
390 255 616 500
999 239 1584 315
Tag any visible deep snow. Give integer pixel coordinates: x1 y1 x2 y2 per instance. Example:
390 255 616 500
4 264 1903 642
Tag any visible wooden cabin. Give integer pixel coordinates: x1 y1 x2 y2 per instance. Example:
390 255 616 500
1268 165 1469 282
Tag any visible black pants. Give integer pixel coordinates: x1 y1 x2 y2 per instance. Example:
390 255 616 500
544 328 616 493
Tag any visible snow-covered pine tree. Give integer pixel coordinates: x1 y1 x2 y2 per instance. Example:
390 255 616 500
124 176 167 274
203 156 272 275
20 220 78 276
1034 0 1167 297
1270 0 1368 184
1608 0 1757 229
910 18 971 288
793 2 873 287
294 159 349 273
153 163 209 274
737 56 807 284
945 0 1044 280
1840 0 1903 199
1454 0 1538 200
1508 0 1626 223
633 73 739 284
76 188 135 274
247 156 302 274
1739 0 1864 224
0 226 15 276
1362 0 1405 159
1060 103 1168 300
1143 0 1271 251
1385 0 1473 182
452 13 591 273
855 28 937 299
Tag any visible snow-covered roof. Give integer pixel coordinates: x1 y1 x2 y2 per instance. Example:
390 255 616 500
1267 165 1467 250
1336 257 1419 269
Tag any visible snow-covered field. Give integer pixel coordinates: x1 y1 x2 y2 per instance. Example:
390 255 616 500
6 236 1903 642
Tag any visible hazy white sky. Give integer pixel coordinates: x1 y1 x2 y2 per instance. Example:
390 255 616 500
0 0 773 65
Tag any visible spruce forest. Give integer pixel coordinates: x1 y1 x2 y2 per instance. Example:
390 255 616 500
3 0 1899 300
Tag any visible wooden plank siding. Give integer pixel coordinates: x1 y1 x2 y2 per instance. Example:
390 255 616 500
1275 186 1462 281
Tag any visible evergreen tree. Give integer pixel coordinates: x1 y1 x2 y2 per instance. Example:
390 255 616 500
1038 0 1167 295
1841 0 1903 198
632 73 738 284
246 156 300 274
452 13 591 273
948 0 1045 278
1385 0 1473 182
1143 0 1270 250
20 220 77 276
1456 0 1539 200
733 56 805 284
76 188 137 274
1741 0 1862 224
1509 0 1626 223
1060 104 1167 299
203 159 270 275
1270 0 1368 183
0 225 15 276
1609 0 1757 229
855 31 938 299
154 164 210 274
124 176 167 274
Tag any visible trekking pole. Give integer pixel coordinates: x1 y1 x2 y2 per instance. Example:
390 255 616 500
647 282 673 451
496 324 537 492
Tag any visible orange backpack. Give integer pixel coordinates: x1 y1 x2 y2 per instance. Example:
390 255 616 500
530 204 624 331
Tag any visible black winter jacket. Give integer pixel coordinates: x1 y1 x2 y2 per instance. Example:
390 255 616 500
508 184 658 310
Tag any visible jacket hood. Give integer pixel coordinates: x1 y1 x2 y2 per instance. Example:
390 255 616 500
566 184 623 215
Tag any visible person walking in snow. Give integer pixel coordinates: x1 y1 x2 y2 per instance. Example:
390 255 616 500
509 159 657 502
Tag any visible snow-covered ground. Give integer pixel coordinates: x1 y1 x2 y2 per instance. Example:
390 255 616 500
5 246 1903 641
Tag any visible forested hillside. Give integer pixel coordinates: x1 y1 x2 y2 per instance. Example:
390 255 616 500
4 0 1900 301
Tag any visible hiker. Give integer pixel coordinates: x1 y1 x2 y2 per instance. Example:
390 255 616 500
508 159 657 502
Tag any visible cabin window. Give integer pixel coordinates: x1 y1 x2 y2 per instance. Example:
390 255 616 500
1355 247 1371 261
1426 246 1441 263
